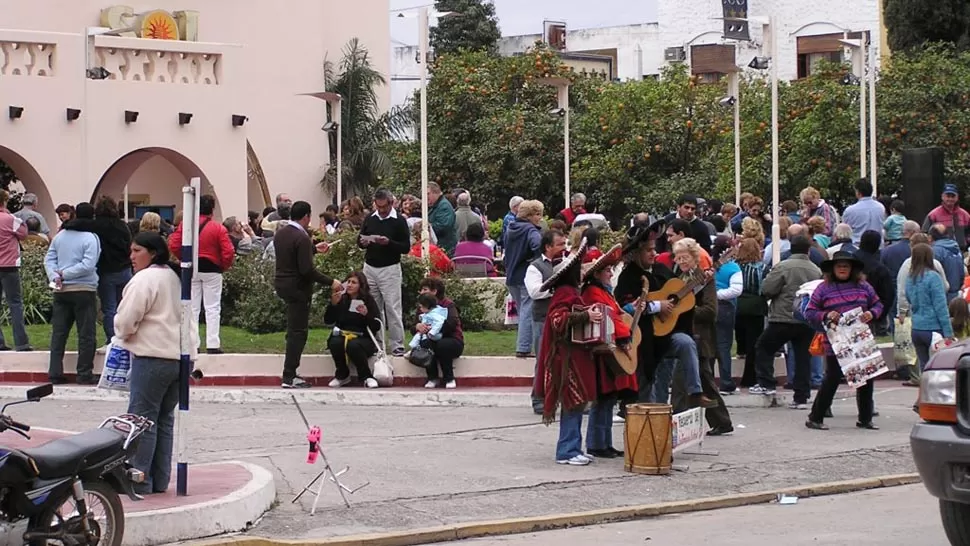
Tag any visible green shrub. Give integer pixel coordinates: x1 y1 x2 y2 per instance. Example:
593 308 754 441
1 243 54 325
487 218 503 242
221 254 289 334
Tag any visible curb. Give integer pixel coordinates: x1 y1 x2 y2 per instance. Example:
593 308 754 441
127 461 276 546
192 473 920 546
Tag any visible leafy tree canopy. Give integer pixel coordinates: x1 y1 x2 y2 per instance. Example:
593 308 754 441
430 0 502 56
885 0 970 53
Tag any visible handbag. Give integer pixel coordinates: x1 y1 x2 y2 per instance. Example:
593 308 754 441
504 293 518 326
98 339 132 391
809 332 826 356
408 343 436 369
366 321 394 387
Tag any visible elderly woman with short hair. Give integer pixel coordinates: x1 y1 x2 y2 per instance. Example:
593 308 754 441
504 199 545 358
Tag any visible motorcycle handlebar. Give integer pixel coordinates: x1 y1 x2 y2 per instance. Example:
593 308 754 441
7 418 29 432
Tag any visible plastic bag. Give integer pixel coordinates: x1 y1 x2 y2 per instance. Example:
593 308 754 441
504 293 518 326
98 340 132 391
930 332 954 356
893 317 916 367
809 332 826 356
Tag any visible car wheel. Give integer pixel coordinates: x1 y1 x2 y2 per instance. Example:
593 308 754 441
941 499 970 546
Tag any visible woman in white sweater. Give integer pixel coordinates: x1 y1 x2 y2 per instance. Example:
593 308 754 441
114 231 190 495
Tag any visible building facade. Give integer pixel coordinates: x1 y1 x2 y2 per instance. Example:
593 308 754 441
1 0 390 225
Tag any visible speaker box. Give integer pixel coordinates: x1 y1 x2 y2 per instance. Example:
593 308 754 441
901 147 945 222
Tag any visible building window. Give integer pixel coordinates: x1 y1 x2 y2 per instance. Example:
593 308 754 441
797 51 843 78
689 44 736 82
695 72 724 84
796 31 865 79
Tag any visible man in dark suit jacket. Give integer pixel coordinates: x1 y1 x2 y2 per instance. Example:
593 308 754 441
274 201 340 389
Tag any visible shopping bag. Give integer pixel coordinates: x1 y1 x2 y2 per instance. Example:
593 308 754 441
366 322 394 387
504 293 518 326
809 332 826 356
930 332 954 356
893 317 916 367
98 340 132 391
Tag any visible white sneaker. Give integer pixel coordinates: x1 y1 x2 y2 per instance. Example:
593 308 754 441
556 455 591 466
328 377 352 388
364 378 379 389
613 415 625 424
445 380 457 389
424 380 438 389
96 345 109 354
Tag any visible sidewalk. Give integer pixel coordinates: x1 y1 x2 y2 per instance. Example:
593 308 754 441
6 429 275 546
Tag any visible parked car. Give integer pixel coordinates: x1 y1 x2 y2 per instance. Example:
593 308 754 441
910 339 970 545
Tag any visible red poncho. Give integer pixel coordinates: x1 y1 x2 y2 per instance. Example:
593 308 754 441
581 282 638 396
533 284 597 424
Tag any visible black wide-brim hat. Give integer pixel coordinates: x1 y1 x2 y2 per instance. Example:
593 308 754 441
820 250 864 274
621 218 666 256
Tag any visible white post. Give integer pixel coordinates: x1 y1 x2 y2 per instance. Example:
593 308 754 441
335 104 343 206
769 17 781 266
419 7 431 261
868 41 878 195
855 46 866 179
562 85 570 209
730 71 741 205
636 44 643 80
123 184 129 222
176 177 200 497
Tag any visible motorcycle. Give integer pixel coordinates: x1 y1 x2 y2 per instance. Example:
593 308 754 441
0 384 152 546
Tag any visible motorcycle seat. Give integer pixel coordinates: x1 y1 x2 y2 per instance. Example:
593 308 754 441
20 428 125 479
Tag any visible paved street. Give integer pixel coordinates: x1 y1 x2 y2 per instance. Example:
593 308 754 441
436 485 947 545
5 384 922 540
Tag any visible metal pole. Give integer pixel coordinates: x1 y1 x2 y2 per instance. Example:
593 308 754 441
176 178 199 497
419 7 431 261
769 17 780 266
562 85 570 209
336 102 343 206
123 184 129 222
857 47 866 178
868 41 878 196
731 71 741 205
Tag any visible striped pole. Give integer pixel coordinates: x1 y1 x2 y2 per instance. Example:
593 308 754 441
176 178 200 496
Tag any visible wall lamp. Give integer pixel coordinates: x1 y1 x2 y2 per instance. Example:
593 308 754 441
549 107 566 117
8 106 24 120
231 114 248 127
748 56 771 70
321 121 339 132
718 96 737 107
178 112 193 125
841 73 861 86
124 110 139 123
66 108 82 122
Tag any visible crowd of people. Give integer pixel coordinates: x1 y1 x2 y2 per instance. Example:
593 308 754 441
3 175 970 467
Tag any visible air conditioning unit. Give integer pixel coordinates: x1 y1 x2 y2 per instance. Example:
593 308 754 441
664 46 686 63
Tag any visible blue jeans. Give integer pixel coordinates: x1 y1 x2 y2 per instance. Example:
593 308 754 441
98 269 132 341
508 285 533 354
716 300 737 390
127 356 179 494
668 332 702 395
532 320 544 411
0 270 29 349
586 397 616 451
649 358 675 403
912 329 937 371
556 408 585 460
790 345 825 386
812 356 824 386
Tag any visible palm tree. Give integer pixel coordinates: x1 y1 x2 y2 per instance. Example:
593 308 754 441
322 38 414 199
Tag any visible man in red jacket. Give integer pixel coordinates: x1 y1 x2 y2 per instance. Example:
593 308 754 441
168 194 235 354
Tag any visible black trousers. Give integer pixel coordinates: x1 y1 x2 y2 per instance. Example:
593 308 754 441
278 288 311 383
809 355 875 424
754 322 815 403
736 314 764 386
671 357 732 430
427 337 464 381
328 333 376 380
49 291 97 378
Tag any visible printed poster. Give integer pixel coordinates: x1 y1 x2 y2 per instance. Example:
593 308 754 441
671 407 706 453
826 307 889 388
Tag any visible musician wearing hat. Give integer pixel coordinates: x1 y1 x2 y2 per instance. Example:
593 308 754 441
804 251 883 431
581 244 638 459
533 239 603 466
614 219 675 410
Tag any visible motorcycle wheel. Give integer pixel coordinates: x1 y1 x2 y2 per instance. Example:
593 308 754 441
28 479 125 546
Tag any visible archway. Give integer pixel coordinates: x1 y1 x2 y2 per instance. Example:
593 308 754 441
92 147 222 222
247 140 271 211
0 146 56 228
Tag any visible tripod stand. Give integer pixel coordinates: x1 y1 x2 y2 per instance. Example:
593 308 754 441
289 395 369 513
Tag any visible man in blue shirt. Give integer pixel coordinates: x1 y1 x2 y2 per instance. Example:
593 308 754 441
45 202 102 385
842 179 886 244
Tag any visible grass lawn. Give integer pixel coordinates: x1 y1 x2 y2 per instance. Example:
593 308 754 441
0 324 519 356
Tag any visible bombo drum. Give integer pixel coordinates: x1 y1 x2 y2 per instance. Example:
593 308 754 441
623 403 672 475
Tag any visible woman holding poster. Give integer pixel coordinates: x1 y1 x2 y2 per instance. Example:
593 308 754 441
804 251 883 431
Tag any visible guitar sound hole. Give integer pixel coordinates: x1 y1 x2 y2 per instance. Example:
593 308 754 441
668 296 679 305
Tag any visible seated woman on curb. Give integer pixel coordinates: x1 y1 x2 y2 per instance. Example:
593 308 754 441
325 271 382 389
416 277 464 389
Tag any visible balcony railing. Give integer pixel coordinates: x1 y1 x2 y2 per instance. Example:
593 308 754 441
93 36 224 85
0 39 56 77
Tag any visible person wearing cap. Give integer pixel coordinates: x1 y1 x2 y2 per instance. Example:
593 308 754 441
923 184 970 251
581 244 637 458
533 239 603 466
842 179 886 244
14 192 50 236
804 251 883 431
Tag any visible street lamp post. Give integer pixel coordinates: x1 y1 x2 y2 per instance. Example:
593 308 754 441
868 41 878 195
538 78 571 208
841 37 867 179
727 71 741 205
768 16 780 266
298 92 343 206
418 6 431 260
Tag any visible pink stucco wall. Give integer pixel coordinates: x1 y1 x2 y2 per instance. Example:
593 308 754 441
0 0 391 224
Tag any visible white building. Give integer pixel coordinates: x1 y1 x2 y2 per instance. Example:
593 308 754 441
391 0 882 106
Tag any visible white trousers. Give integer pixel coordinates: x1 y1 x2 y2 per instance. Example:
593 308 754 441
363 262 404 352
191 271 223 349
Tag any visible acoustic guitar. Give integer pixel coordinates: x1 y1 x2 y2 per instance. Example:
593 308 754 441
612 276 650 375
650 247 738 337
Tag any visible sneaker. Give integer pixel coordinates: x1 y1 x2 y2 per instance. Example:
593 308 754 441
719 388 737 396
96 345 108 354
282 377 311 389
206 348 225 355
556 455 591 466
788 401 808 410
49 376 69 385
77 375 99 386
15 345 32 352
391 348 406 357
364 378 379 389
424 380 439 389
612 414 625 423
444 380 457 389
328 377 351 388
748 385 776 395
708 425 734 436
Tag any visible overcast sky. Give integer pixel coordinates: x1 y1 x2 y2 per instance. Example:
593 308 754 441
389 0 658 46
